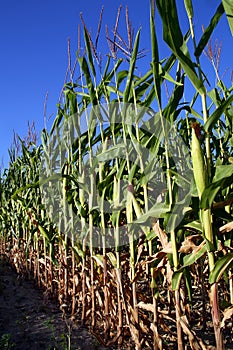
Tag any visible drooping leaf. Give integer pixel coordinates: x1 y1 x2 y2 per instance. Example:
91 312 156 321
213 163 233 182
199 164 233 208
209 253 233 283
156 0 205 94
183 243 207 266
183 220 203 232
172 243 207 290
204 94 233 131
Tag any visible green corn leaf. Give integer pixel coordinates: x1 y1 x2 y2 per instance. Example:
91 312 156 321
133 202 170 225
11 181 40 200
116 159 127 179
209 253 233 283
162 69 183 86
123 29 141 102
172 270 183 290
65 89 78 115
156 0 205 94
72 244 85 259
150 1 161 105
102 55 111 79
134 78 154 101
200 183 222 209
104 58 123 84
200 164 233 208
117 70 129 88
184 0 194 19
38 225 50 242
172 243 207 290
163 75 184 122
183 220 203 232
213 164 233 182
195 3 224 57
78 56 97 105
183 244 207 266
107 252 117 268
97 144 126 162
92 254 104 267
134 69 153 87
222 0 233 36
204 94 233 131
83 26 96 78
208 88 222 106
105 85 123 96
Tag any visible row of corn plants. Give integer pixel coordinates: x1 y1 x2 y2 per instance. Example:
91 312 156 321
1 1 233 349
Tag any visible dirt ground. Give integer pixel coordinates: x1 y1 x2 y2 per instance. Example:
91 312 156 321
0 256 110 350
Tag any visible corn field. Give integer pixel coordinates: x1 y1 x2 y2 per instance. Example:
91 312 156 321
1 1 233 349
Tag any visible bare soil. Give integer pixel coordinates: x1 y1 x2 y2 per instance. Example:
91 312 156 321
0 256 109 350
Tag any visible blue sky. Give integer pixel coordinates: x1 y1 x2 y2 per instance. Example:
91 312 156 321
0 0 232 169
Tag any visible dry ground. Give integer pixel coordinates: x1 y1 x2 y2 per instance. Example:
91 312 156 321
0 256 110 350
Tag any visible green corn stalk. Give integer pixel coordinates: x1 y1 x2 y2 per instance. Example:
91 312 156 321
191 123 223 349
151 3 184 348
187 2 225 345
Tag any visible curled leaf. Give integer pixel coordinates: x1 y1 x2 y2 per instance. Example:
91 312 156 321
219 221 233 233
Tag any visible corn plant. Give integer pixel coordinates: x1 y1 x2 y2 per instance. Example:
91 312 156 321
0 1 233 349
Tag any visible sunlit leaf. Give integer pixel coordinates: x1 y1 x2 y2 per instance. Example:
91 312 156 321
195 3 224 57
204 94 233 131
209 253 233 283
156 0 205 94
222 0 233 35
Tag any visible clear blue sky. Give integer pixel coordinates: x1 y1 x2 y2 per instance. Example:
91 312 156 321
0 0 232 169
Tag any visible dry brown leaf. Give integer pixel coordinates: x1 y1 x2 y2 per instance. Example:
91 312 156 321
150 322 163 350
73 274 79 287
219 221 233 233
143 243 172 265
179 235 203 254
179 315 208 350
136 301 154 313
152 220 169 249
220 306 233 328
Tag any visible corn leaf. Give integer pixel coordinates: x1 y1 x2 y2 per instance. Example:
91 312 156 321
172 244 207 290
156 0 205 94
83 26 96 78
213 164 233 182
209 253 233 283
183 220 203 232
78 56 97 105
123 29 141 102
200 164 233 208
204 94 233 131
172 270 183 290
184 0 194 19
150 2 161 105
195 3 224 57
222 0 233 35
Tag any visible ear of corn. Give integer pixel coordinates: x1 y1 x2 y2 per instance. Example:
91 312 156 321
191 123 207 200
